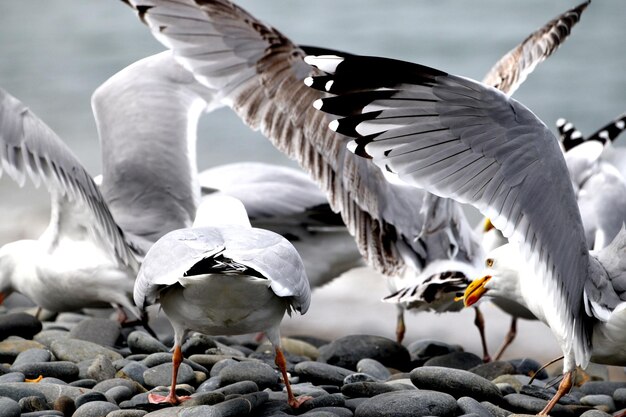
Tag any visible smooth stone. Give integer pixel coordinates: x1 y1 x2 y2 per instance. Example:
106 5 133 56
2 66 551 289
508 358 549 380
492 375 523 392
318 335 410 371
40 377 68 385
210 359 240 378
344 373 378 384
253 399 291 416
280 337 320 360
580 381 626 396
294 361 353 385
70 379 97 388
117 361 148 385
143 408 182 417
214 381 259 396
127 331 169 355
208 342 247 358
344 397 368 412
457 396 493 417
504 393 575 417
178 397 252 417
341 382 398 398
11 348 52 368
106 385 134 404
0 372 25 383
50 339 122 363
93 378 145 395
480 401 512 417
300 412 343 417
356 359 391 381
196 376 222 392
384 378 417 390
33 330 69 347
181 391 225 407
55 313 87 323
289 382 329 397
614 388 626 408
0 313 42 341
218 361 279 390
0 383 49 402
520 385 579 405
19 411 63 417
579 410 613 417
87 355 116 382
108 411 149 417
496 383 517 396
299 393 345 412
181 334 217 356
11 361 79 382
305 407 353 417
68 318 120 347
0 397 21 417
469 361 516 380
73 400 119 417
410 366 503 403
0 382 90 403
355 390 457 417
407 339 462 360
0 339 46 362
53 395 76 416
423 351 484 370
19 395 48 412
580 394 615 412
144 362 195 388
142 353 208 374
187 355 245 371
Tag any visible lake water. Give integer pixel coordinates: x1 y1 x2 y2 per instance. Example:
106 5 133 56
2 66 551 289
0 0 625 367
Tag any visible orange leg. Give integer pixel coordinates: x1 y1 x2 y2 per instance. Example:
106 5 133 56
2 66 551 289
538 370 574 416
474 307 491 363
395 307 406 344
494 317 517 361
148 345 191 405
275 346 312 408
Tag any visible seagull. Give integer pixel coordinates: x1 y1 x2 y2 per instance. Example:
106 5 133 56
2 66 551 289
198 162 365 289
304 44 625 415
0 51 215 321
121 0 589 356
134 194 312 407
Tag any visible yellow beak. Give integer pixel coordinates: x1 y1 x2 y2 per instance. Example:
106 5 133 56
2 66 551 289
483 218 494 232
459 275 491 307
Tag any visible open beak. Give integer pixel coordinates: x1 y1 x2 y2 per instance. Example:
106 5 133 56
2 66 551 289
458 276 491 307
483 218 494 232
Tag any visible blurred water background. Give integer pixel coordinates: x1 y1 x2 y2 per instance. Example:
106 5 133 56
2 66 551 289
0 1 625 369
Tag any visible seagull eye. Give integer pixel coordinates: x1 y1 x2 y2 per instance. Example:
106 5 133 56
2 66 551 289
486 258 494 268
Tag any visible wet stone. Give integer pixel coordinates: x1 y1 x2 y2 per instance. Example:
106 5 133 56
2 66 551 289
0 397 21 417
73 400 119 417
11 348 52 368
410 366 503 403
423 351 484 370
219 360 279 390
356 358 391 381
318 335 410 371
87 355 116 382
355 390 457 417
0 313 42 342
294 361 353 386
508 358 549 380
143 362 195 388
341 382 398 398
469 361 516 380
0 339 46 362
68 318 121 347
50 339 122 363
127 331 169 355
11 361 79 382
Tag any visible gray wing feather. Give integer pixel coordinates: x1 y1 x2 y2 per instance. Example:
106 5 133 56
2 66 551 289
0 87 137 269
312 56 592 367
482 0 589 96
93 51 219 252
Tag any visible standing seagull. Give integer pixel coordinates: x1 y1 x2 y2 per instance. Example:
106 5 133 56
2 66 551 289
121 0 589 353
304 49 625 414
134 195 312 407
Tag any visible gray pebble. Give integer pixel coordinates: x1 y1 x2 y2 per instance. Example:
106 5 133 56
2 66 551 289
469 361 516 380
72 400 119 417
106 385 134 404
423 351 484 370
0 313 42 342
294 361 353 386
49 339 122 363
68 318 120 346
407 339 462 361
410 366 503 403
11 349 51 368
108 411 149 417
33 330 69 348
219 360 279 390
355 390 457 417
344 373 378 385
504 393 574 417
210 359 238 378
299 393 345 412
127 331 169 355
40 377 67 385
0 397 21 417
53 395 75 417
19 411 63 417
344 397 368 412
318 335 410 371
214 381 259 396
0 383 48 402
19 395 48 412
11 361 79 382
356 359 390 381
457 396 493 417
300 412 343 417
580 394 615 412
341 382 398 398
508 358 549 380
69 379 97 388
87 355 116 382
579 410 613 417
306 407 353 417
75 391 109 409
479 401 511 417
580 381 626 396
178 397 252 417
142 353 208 373
0 339 46 362
180 391 225 407
181 334 217 356
614 387 626 408
520 385 579 405
93 378 144 395
0 372 25 383
118 361 148 385
143 362 195 388
496 383 517 396
207 342 246 358
196 376 222 392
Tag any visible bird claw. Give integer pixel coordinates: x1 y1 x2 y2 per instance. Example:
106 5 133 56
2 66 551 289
289 395 313 408
147 392 192 405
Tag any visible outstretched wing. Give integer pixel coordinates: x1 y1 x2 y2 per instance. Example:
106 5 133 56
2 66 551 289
482 0 589 96
306 54 593 367
0 88 137 269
